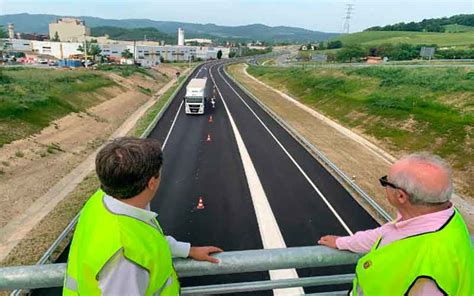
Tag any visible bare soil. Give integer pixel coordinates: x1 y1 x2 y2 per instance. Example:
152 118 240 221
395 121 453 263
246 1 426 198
228 63 473 231
0 64 187 266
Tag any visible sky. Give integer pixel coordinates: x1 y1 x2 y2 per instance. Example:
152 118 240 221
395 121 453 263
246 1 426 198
0 0 473 32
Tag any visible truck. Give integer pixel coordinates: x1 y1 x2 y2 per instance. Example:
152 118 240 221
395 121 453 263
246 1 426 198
184 78 210 115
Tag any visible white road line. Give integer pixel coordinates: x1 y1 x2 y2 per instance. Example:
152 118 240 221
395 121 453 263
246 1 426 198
162 101 183 150
163 65 204 150
210 64 303 296
217 65 354 235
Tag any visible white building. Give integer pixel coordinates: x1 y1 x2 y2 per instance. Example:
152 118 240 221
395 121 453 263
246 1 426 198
2 38 231 63
100 43 131 61
31 40 82 59
2 39 32 52
195 46 230 60
49 18 91 42
185 38 213 45
177 28 185 46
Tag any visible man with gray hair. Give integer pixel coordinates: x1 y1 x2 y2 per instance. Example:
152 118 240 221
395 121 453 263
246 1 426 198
319 153 473 295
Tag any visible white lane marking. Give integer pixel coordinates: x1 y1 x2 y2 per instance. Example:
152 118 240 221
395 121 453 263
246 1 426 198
210 64 304 296
163 65 205 149
217 65 354 235
162 101 183 150
194 66 202 78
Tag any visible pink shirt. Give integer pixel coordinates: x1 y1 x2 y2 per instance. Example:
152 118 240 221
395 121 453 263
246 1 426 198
336 204 454 295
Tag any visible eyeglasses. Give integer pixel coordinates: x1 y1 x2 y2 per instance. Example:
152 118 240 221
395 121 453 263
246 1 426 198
379 175 402 190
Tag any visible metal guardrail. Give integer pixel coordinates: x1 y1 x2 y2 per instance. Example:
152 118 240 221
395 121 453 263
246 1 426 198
8 63 203 296
223 64 393 223
0 246 359 294
32 63 202 266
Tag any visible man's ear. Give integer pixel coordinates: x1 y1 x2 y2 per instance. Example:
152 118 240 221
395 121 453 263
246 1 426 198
397 189 410 204
147 176 160 190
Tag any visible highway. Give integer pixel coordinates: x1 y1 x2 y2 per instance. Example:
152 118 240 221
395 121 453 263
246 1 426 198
34 61 379 295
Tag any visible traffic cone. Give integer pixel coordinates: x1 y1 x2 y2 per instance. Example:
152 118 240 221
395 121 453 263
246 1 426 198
197 197 205 209
209 115 213 123
206 134 212 142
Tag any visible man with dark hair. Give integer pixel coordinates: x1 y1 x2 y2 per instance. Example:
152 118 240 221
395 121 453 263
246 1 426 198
64 137 222 295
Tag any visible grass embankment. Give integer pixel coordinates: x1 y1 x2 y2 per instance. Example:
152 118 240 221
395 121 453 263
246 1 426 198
334 31 474 48
0 67 115 146
130 75 186 137
96 64 154 78
247 65 473 172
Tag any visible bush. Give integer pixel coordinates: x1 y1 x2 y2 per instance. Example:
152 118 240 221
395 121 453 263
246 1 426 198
327 40 343 49
336 44 367 62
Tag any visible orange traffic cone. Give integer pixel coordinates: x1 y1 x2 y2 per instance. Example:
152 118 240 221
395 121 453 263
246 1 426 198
206 134 212 142
197 197 205 209
209 115 213 123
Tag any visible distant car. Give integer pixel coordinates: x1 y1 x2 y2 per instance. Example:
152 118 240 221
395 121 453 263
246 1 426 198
38 59 48 64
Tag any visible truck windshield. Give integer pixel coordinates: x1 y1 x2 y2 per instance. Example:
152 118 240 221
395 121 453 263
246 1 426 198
186 97 204 103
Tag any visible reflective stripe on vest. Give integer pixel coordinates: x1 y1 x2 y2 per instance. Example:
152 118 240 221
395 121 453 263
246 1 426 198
64 275 78 292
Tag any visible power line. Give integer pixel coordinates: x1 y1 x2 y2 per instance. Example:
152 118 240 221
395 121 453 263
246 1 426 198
342 3 355 34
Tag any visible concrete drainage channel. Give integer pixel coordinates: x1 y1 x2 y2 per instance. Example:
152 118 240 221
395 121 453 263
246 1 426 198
223 62 393 224
9 63 202 296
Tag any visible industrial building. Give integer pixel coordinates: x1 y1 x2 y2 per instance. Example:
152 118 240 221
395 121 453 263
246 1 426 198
3 22 231 65
48 18 91 42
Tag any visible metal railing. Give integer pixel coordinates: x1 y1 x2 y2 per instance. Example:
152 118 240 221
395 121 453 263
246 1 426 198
0 246 359 294
7 63 203 296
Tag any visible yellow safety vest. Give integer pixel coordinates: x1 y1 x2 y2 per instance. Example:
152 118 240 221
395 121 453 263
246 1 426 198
352 209 473 295
63 190 180 295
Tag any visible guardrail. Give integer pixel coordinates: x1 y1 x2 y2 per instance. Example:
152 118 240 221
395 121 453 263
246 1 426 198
8 63 203 296
34 63 202 266
223 64 393 223
0 246 359 294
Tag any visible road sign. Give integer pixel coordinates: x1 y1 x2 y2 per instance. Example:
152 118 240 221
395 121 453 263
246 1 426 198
420 47 435 60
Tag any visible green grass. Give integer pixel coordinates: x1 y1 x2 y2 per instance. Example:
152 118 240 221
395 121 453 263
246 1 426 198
332 31 474 48
0 68 115 146
247 65 474 170
130 75 187 137
96 64 154 78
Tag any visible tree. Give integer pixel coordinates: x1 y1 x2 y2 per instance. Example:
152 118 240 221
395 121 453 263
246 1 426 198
52 31 60 42
327 40 343 49
89 43 102 61
336 44 366 62
217 50 223 59
0 26 7 38
77 41 102 61
121 49 133 59
229 51 237 58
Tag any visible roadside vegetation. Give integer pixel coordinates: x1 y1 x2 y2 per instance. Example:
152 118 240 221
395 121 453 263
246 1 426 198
95 64 154 78
0 67 115 146
247 65 473 172
130 75 187 137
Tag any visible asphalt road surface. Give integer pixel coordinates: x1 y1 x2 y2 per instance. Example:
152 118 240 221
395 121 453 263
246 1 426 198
34 61 379 295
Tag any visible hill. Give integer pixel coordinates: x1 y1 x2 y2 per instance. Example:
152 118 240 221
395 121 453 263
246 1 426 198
0 13 338 43
365 14 473 32
90 26 175 44
333 31 474 48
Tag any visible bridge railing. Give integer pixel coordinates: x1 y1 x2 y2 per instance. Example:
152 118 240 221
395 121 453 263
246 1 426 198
0 246 359 295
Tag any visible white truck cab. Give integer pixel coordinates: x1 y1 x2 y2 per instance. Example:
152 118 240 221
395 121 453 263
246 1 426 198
185 78 209 115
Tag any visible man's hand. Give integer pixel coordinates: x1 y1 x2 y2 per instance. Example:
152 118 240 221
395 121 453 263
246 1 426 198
188 246 224 264
318 235 340 249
